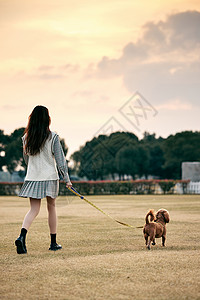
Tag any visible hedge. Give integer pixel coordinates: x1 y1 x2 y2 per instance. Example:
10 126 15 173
0 180 190 196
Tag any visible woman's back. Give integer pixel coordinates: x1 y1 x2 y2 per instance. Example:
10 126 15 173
24 131 59 181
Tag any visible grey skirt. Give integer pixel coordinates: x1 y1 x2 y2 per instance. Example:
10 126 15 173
19 180 59 199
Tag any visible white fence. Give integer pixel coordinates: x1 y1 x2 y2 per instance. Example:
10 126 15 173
187 182 200 194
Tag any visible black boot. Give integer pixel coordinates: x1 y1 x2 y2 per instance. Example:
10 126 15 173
49 233 62 251
15 228 27 254
49 243 62 251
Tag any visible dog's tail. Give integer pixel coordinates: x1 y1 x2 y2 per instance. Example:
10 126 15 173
145 209 155 224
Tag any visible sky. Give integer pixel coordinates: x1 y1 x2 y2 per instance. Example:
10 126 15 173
0 0 200 160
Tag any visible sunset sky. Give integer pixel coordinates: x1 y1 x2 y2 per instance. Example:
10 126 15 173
0 0 200 159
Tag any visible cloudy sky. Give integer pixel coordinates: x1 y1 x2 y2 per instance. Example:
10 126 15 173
0 0 200 159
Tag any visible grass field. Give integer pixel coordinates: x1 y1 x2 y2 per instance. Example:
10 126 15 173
0 194 200 300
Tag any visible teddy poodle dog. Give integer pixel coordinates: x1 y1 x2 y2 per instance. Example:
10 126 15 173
143 209 170 250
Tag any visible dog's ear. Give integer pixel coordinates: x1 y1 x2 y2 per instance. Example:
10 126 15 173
155 210 161 220
163 210 170 223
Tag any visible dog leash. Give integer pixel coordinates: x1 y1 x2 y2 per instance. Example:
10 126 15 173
67 186 143 229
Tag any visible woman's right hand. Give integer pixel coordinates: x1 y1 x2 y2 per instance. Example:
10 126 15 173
66 181 72 188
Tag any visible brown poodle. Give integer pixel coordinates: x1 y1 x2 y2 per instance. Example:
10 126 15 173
143 209 170 250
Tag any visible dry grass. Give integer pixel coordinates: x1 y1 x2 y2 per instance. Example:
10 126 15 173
0 194 200 300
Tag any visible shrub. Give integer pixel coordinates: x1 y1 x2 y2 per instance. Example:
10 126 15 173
157 180 176 194
0 180 190 196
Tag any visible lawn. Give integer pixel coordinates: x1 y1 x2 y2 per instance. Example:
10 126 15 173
0 194 200 300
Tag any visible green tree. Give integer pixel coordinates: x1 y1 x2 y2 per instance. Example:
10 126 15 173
115 144 149 179
141 132 165 178
0 130 9 171
137 145 150 178
162 131 200 179
149 145 165 177
70 132 139 180
115 146 139 179
4 128 25 173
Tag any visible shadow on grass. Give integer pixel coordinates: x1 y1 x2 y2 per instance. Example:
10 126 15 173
146 244 200 252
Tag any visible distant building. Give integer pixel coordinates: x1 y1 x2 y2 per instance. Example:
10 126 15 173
182 162 200 182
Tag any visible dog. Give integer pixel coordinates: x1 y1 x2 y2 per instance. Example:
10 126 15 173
143 209 170 250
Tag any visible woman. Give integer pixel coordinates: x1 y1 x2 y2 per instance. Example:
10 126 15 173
15 105 72 254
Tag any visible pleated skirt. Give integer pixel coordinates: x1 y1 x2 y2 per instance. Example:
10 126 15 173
19 180 59 199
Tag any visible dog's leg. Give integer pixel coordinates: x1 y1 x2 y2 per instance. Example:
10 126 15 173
147 239 151 250
144 233 148 246
162 235 166 247
148 231 155 250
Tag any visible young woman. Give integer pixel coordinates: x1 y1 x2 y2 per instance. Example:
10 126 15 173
15 105 72 254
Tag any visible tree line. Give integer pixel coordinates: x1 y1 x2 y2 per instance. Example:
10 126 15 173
0 128 200 180
71 130 200 180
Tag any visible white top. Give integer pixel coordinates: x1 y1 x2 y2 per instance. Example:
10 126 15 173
24 132 60 181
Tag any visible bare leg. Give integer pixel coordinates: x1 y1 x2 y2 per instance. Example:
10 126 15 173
47 197 62 251
22 198 41 230
46 196 57 234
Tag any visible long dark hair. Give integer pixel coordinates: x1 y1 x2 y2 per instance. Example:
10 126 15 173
24 105 51 155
